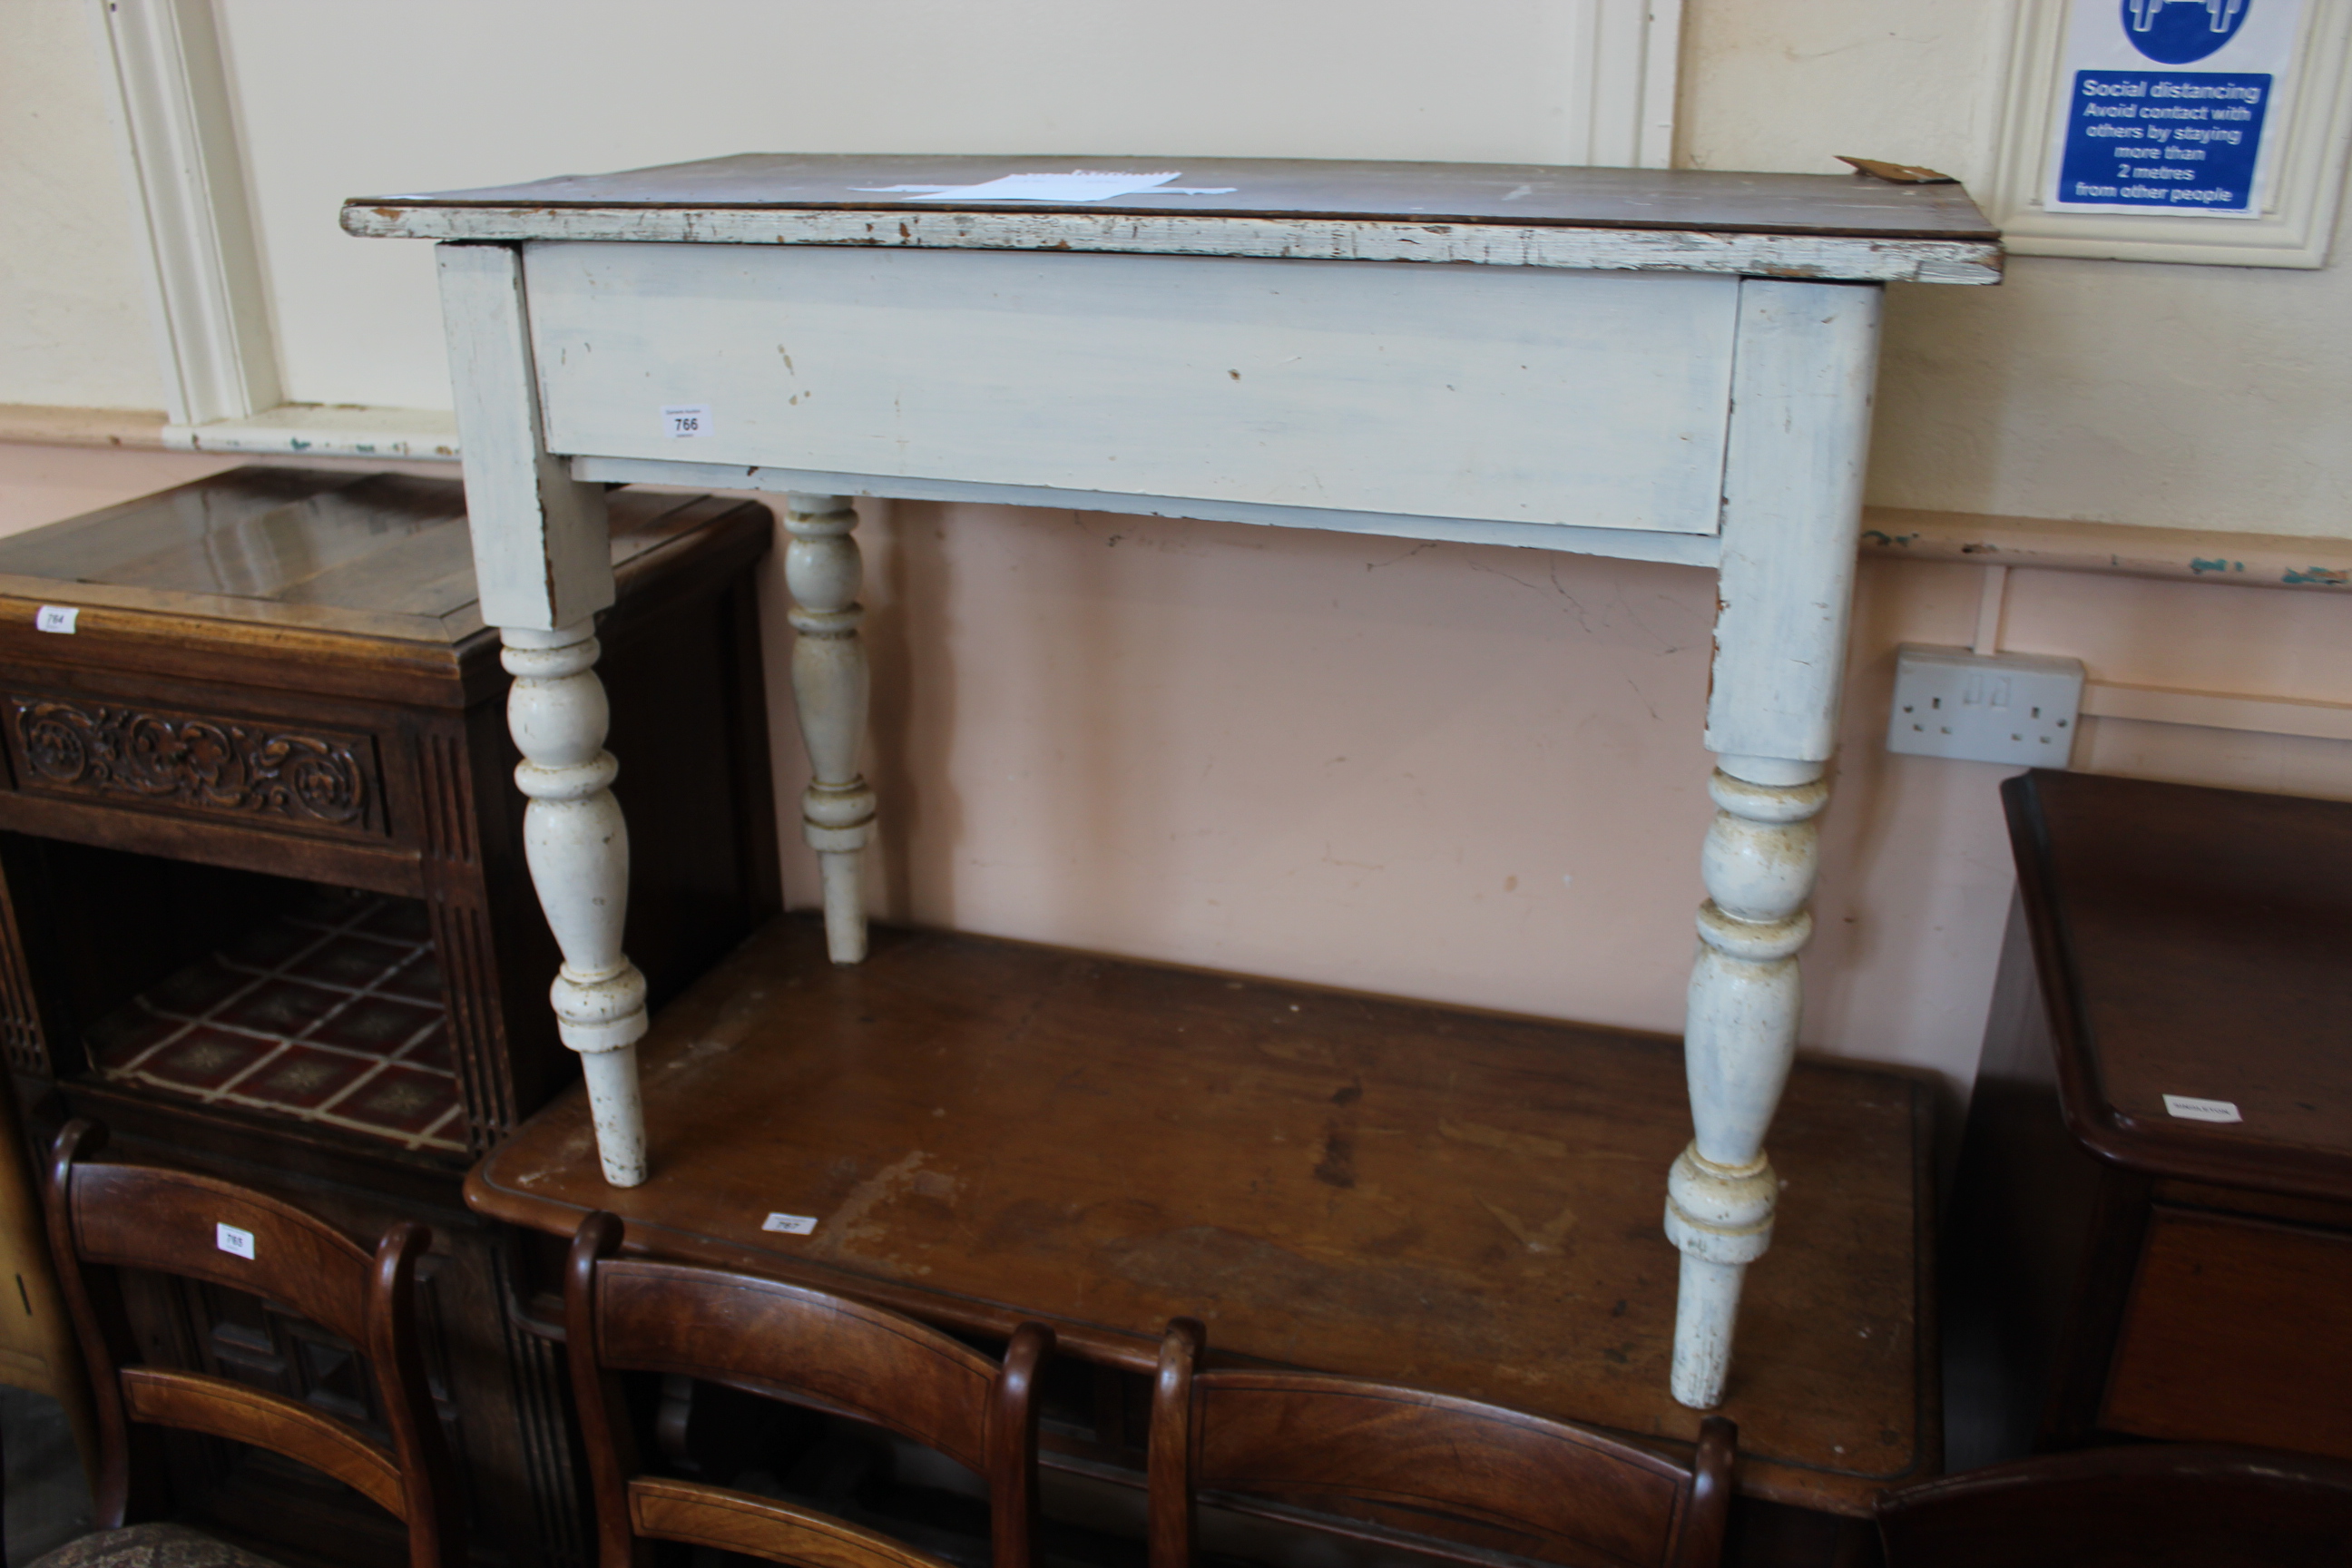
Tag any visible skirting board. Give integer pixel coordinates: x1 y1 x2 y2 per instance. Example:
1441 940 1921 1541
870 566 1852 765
2082 681 2352 745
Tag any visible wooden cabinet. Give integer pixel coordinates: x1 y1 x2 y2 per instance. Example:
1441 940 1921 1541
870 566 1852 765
1948 769 2352 1465
0 467 779 1566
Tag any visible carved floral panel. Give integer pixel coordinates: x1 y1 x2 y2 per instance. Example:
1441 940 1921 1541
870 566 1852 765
4 695 384 838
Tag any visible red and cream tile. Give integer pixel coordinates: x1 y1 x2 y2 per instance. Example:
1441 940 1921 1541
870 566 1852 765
86 892 463 1155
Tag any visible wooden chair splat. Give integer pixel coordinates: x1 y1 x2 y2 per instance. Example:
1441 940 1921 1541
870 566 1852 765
41 1119 462 1568
119 1368 405 1515
591 1258 999 1472
627 1476 961 1568
1151 1318 1733 1568
564 1210 1054 1568
63 1161 377 1346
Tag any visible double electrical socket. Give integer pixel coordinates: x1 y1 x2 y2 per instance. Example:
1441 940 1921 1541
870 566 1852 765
1886 644 2084 767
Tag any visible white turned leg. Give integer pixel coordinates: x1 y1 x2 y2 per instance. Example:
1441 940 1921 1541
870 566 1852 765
1666 757 1828 1407
1674 282 1880 1407
504 623 649 1187
784 494 876 965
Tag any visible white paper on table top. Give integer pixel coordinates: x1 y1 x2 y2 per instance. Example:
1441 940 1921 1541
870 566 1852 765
2162 1093 2242 1124
854 171 1237 203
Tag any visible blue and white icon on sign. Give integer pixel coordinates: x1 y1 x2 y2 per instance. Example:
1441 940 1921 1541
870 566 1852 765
2123 0 2250 64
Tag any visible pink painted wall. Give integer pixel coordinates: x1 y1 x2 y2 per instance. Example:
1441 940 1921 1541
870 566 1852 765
13 442 2337 1115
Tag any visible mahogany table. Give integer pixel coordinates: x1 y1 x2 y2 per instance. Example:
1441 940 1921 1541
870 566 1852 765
467 913 1938 1525
350 152 1999 1407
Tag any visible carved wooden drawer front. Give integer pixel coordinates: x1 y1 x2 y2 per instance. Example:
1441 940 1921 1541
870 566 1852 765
2 693 386 840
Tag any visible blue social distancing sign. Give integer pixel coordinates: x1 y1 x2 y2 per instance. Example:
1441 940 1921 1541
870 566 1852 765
2056 71 2270 211
2046 0 2302 219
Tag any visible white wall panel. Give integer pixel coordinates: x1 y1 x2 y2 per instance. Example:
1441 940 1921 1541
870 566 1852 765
0 1 167 410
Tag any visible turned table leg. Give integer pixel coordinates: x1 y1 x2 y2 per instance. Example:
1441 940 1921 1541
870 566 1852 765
1668 757 1826 1407
504 624 649 1185
439 240 647 1185
1666 278 1881 1406
785 494 875 964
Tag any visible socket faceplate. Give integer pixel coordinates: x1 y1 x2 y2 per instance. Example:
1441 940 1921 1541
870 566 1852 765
1886 643 2084 767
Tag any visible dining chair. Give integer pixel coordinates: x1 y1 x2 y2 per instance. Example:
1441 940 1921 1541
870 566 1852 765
564 1209 1055 1568
1873 1442 2352 1567
38 1118 460 1568
1149 1318 1735 1568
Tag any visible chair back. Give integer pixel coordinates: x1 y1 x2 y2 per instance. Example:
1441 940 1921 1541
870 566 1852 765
1150 1318 1733 1568
1874 1444 2352 1568
564 1210 1054 1568
44 1119 459 1568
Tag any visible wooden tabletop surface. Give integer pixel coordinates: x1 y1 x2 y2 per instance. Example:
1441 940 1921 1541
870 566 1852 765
0 468 753 647
2006 769 2352 1201
349 152 1995 240
470 916 1936 1515
345 152 2000 284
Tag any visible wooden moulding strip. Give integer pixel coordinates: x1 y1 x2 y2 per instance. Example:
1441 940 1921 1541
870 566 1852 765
1861 506 2352 592
2080 682 2352 745
0 583 458 648
0 406 169 450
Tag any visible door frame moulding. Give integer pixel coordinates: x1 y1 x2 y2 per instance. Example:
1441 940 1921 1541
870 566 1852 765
86 0 456 458
1576 0 1685 171
87 0 279 430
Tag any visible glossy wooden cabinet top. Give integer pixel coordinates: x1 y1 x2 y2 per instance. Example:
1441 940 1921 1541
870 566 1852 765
344 153 2001 285
2004 769 2352 1200
0 467 756 648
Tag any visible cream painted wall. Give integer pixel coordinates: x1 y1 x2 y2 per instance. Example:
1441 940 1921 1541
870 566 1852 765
1683 0 2352 538
211 0 1641 409
0 0 165 410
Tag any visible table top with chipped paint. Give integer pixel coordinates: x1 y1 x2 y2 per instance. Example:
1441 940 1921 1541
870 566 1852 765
469 914 1937 1516
348 152 1996 238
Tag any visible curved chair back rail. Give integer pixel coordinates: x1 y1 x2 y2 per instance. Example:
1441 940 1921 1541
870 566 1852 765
1151 1319 1734 1568
1873 1443 2352 1568
42 1119 462 1568
564 1209 1054 1568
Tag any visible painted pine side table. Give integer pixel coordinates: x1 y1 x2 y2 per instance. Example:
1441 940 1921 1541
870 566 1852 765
347 153 2001 1409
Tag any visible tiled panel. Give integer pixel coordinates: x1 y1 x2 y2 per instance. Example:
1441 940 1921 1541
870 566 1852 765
84 890 463 1154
